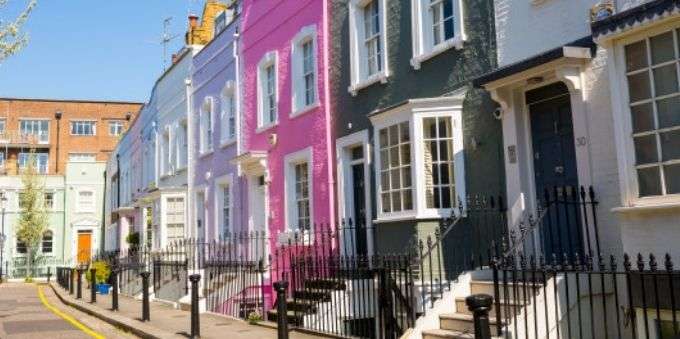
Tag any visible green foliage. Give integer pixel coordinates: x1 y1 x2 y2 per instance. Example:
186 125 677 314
86 261 110 284
0 0 37 62
15 151 48 279
247 311 262 324
125 232 140 247
24 276 33 283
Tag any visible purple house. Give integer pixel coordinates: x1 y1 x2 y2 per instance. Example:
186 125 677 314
191 6 245 244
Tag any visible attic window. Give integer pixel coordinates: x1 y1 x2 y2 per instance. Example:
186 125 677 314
214 11 227 35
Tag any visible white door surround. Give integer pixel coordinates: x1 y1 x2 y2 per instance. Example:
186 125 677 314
484 52 594 232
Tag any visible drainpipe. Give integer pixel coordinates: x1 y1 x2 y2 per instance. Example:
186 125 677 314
54 111 62 174
100 169 107 252
61 177 67 263
185 77 194 238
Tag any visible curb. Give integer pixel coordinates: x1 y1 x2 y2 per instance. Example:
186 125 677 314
48 283 173 339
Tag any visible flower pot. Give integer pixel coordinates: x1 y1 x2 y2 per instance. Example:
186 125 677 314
97 283 111 295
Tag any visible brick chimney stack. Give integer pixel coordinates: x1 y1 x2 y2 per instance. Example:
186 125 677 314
189 14 199 28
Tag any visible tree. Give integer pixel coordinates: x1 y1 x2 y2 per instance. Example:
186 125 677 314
15 151 48 279
0 0 37 63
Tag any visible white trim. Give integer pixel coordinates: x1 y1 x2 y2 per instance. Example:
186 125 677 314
335 130 374 256
220 80 237 146
370 95 466 222
291 25 320 117
283 147 314 232
76 188 96 213
410 0 467 70
257 51 279 129
348 0 390 96
604 20 680 207
214 174 234 240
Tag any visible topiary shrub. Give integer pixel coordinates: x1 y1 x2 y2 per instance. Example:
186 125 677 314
85 261 111 284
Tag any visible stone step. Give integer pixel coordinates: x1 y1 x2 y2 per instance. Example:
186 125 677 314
470 280 542 299
423 328 503 339
454 297 524 318
266 309 304 327
440 313 502 333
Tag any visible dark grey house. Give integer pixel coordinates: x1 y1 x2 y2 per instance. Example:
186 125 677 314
330 0 504 257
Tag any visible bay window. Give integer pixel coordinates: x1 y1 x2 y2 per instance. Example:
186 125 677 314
624 28 680 197
371 97 465 220
411 0 465 69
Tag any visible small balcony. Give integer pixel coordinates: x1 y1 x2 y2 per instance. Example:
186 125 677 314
0 130 50 148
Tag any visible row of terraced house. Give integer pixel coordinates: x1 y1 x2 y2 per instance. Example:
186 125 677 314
99 0 680 338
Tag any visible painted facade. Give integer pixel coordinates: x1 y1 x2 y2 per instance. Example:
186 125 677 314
330 0 504 255
190 5 242 241
239 0 335 249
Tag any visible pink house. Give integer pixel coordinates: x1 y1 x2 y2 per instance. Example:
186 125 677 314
238 0 334 251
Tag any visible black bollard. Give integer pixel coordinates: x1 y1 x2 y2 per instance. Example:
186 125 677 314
69 269 74 295
189 274 201 338
140 271 150 321
111 269 119 311
47 266 51 283
465 294 493 339
273 281 289 339
90 268 97 303
76 268 84 299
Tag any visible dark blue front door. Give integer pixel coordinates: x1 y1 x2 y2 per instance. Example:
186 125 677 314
527 82 581 256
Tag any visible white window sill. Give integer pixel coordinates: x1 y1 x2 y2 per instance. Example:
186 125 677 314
199 150 214 159
374 212 417 223
220 138 236 148
612 200 680 213
290 101 320 119
348 72 389 96
256 121 278 134
411 36 466 70
176 167 187 173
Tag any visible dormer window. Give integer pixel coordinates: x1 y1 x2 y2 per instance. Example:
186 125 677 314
214 10 227 35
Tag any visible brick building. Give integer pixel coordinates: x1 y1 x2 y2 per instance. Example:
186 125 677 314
0 98 142 175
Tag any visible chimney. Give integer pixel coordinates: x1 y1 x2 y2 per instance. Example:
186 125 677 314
171 53 179 64
188 14 199 28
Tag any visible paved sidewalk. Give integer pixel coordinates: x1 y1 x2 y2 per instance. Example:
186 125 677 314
49 282 321 339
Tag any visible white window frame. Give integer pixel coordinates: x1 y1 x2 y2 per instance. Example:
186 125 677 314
77 189 96 213
291 25 320 117
370 97 466 222
410 0 466 69
164 195 186 245
70 120 97 136
608 21 680 208
18 152 48 174
0 119 6 134
68 152 96 162
200 97 215 155
220 81 237 146
214 174 234 239
257 51 279 131
19 119 49 143
161 126 172 176
44 192 54 210
284 147 313 232
177 119 188 170
109 120 124 136
348 0 390 96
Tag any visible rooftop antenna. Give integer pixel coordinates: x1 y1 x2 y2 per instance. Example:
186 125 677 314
160 17 180 70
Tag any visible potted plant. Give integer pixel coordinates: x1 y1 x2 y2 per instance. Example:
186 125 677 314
86 260 111 294
126 231 140 249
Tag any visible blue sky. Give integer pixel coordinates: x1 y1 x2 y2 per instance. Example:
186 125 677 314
0 0 203 103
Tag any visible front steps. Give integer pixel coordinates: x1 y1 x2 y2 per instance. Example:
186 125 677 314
421 278 538 339
267 279 346 326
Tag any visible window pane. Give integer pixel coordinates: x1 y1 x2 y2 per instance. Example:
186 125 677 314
657 96 680 128
664 163 680 194
391 191 401 212
628 72 651 102
650 32 676 65
389 146 399 167
381 171 389 189
634 135 659 165
381 193 390 213
638 167 662 197
631 103 655 133
390 169 400 189
426 187 435 208
389 125 399 145
400 144 410 164
400 122 410 141
625 40 648 72
402 167 411 187
380 149 388 168
423 118 436 139
402 190 413 210
379 128 388 147
661 129 680 161
652 64 678 96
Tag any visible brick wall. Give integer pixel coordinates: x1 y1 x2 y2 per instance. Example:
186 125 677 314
0 98 142 175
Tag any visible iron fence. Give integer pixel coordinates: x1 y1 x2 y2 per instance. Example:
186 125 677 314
491 252 680 339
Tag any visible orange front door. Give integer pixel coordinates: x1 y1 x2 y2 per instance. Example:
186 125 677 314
77 232 92 264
